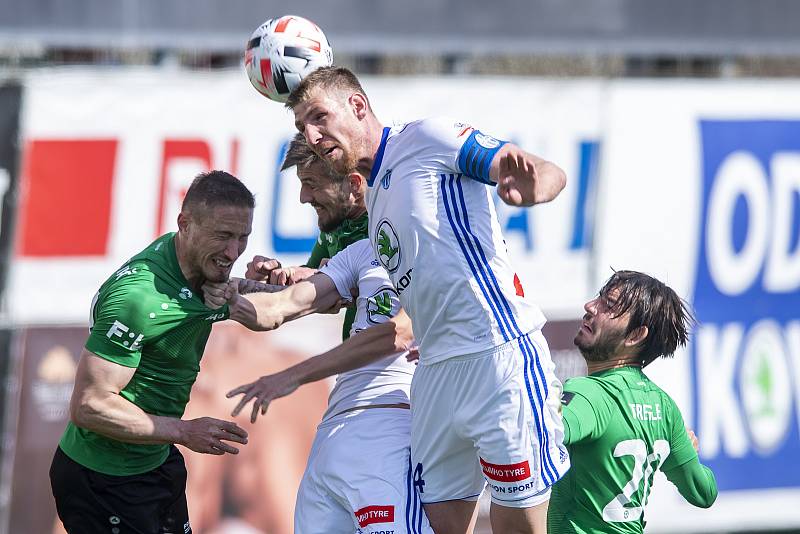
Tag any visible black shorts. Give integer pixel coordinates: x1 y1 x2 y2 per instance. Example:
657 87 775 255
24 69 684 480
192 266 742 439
49 445 192 534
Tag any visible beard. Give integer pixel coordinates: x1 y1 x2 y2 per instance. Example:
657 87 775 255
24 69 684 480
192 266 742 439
575 328 627 362
316 188 355 232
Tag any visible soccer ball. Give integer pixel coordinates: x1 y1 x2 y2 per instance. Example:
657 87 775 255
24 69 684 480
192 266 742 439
245 15 334 103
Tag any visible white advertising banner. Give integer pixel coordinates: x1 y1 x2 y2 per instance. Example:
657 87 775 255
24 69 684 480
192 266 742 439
597 80 800 531
8 69 602 325
8 69 800 531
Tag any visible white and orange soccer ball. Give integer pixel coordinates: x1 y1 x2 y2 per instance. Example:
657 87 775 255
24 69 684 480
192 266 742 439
245 15 334 103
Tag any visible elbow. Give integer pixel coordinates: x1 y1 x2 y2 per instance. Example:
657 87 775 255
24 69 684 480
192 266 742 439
69 394 101 429
539 166 567 204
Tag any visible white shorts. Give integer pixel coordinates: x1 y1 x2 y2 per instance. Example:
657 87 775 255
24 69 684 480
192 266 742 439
295 407 433 534
410 330 570 508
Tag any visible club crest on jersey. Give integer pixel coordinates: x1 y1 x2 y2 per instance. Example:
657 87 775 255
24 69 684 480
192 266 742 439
381 169 392 190
375 219 401 273
179 287 193 300
475 132 500 149
366 287 399 324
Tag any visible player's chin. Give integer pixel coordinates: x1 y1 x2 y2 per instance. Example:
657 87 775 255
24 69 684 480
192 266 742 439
204 266 232 283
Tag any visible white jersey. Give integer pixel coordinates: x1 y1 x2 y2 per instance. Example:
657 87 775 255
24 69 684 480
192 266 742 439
366 118 546 364
318 239 415 421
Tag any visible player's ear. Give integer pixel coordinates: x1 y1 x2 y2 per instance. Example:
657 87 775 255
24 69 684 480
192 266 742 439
625 325 648 348
177 211 191 234
350 93 368 120
347 171 365 194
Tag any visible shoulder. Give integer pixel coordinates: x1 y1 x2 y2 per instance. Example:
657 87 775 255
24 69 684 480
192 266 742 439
410 117 474 143
563 375 610 404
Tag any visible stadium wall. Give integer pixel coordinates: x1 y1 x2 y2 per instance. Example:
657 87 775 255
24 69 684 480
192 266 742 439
0 69 798 533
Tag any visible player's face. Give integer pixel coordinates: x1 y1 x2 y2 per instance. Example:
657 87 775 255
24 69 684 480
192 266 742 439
184 204 253 283
297 162 353 232
574 288 630 362
293 89 364 175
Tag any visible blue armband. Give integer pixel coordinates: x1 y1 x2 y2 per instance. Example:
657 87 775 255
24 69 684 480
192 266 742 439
457 130 508 185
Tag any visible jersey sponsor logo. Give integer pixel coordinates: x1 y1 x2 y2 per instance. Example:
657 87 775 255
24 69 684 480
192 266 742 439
179 287 193 300
381 169 392 190
475 132 501 149
479 458 531 482
455 123 474 138
375 219 401 273
114 264 138 281
366 287 399 324
106 320 143 350
205 312 225 321
694 120 800 490
354 505 395 527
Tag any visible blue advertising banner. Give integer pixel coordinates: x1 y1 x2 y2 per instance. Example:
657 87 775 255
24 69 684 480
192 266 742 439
694 120 800 491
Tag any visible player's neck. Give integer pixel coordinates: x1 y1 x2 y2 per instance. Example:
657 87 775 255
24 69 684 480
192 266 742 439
586 356 643 375
356 117 386 178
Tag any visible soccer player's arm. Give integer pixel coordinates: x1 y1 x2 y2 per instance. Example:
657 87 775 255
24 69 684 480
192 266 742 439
429 118 566 206
74 285 246 454
228 308 414 422
223 273 342 331
559 378 612 445
661 405 718 508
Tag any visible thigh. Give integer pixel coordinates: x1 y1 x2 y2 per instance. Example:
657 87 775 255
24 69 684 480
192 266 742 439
422 500 480 534
328 410 434 534
463 335 568 508
294 426 355 534
50 446 188 534
411 363 486 505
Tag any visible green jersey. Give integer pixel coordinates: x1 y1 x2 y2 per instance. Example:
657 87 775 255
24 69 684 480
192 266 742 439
59 233 229 476
549 366 717 534
305 212 369 340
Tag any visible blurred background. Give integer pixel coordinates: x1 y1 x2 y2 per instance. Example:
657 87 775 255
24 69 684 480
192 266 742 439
0 1 799 532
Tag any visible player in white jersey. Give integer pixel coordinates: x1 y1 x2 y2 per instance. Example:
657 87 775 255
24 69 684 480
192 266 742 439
287 67 569 534
205 241 432 533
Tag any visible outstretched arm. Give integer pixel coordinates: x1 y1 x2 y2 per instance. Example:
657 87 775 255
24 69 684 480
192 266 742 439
70 348 248 455
490 143 566 207
204 273 344 331
227 308 414 423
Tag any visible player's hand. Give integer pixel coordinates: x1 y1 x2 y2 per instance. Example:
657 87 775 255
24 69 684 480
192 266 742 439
245 255 282 282
687 428 699 453
280 266 325 286
496 150 538 207
202 279 239 309
178 416 248 455
406 347 420 364
227 371 300 424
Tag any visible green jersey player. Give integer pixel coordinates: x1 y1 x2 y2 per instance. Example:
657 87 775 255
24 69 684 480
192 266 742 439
49 171 254 534
247 133 369 340
548 271 718 534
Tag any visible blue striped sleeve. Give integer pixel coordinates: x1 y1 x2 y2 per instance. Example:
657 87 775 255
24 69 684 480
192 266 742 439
456 130 508 185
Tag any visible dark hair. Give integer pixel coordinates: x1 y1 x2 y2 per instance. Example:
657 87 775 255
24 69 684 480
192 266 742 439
285 66 369 110
280 133 344 185
599 270 694 367
182 170 255 212
281 133 320 171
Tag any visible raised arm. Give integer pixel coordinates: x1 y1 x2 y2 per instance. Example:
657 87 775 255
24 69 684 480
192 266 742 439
490 143 566 207
227 308 414 423
70 348 247 455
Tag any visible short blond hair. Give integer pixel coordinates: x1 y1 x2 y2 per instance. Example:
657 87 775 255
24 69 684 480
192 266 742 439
285 66 369 110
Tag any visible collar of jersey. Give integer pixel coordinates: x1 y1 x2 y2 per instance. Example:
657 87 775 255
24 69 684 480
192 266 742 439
367 126 391 187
